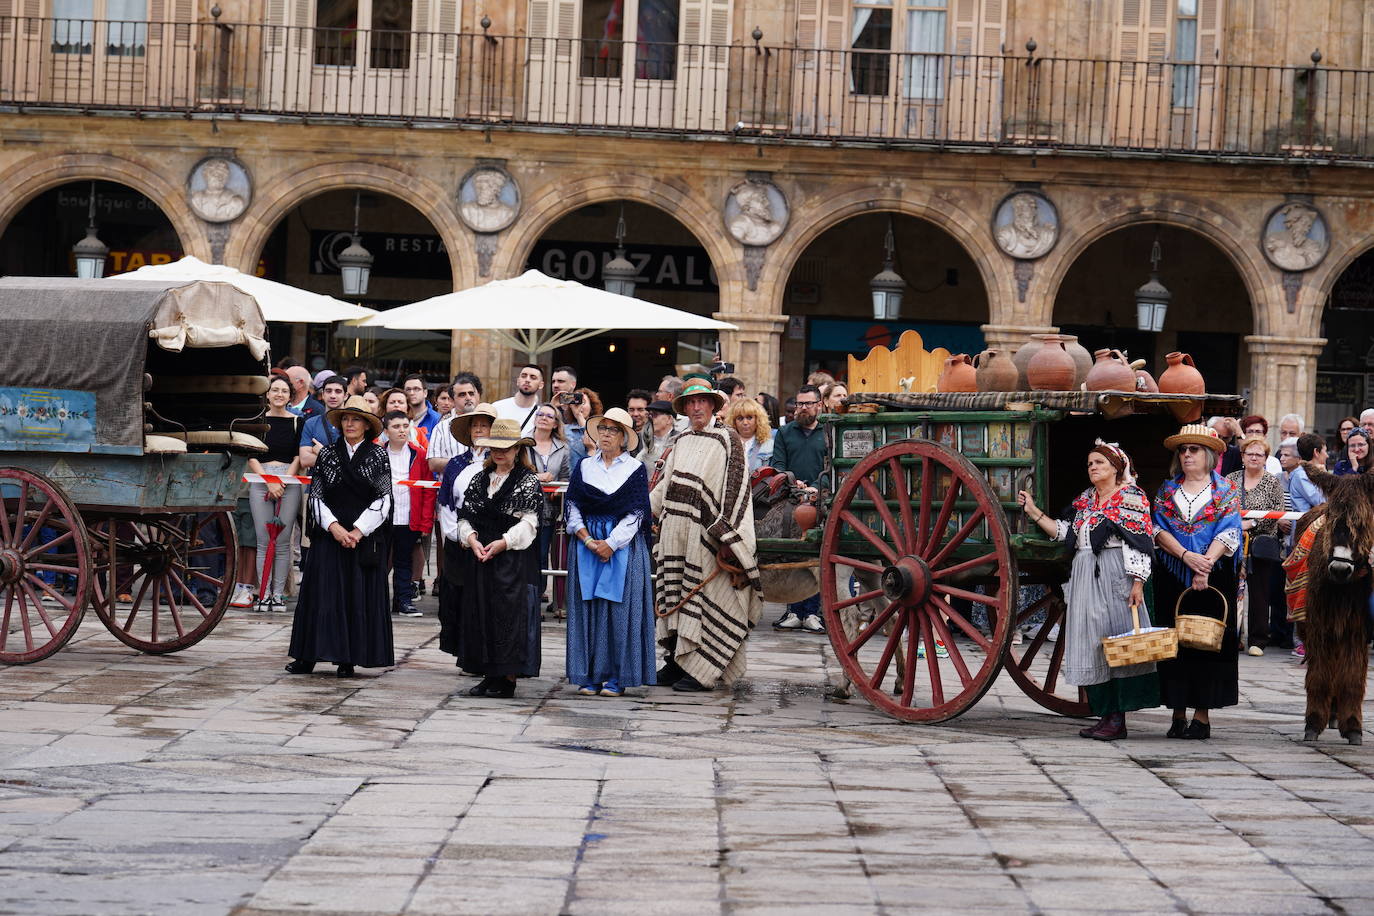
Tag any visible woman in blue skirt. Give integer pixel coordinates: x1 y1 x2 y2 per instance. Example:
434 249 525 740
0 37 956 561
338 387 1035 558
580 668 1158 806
564 407 656 696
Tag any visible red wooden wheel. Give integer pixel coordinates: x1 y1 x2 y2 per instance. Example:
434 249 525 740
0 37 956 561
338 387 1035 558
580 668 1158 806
0 468 91 664
821 439 1017 722
1003 587 1091 717
91 512 236 654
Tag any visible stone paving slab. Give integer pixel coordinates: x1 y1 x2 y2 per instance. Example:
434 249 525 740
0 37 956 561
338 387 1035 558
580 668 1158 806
0 599 1369 914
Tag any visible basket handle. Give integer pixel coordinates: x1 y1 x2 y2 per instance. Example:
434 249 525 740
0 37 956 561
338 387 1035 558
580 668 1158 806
1129 603 1142 635
1173 584 1229 625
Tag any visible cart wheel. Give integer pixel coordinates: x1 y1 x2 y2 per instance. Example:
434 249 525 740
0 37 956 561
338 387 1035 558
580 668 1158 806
821 440 1017 722
1003 587 1090 717
90 511 237 654
0 468 91 664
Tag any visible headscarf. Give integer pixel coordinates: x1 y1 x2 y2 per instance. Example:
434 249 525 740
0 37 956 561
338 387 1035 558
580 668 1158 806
1088 439 1136 485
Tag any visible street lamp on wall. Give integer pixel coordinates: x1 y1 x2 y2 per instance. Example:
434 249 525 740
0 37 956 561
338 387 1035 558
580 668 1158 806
338 191 373 298
1134 235 1171 333
602 205 637 298
869 217 905 322
71 181 109 279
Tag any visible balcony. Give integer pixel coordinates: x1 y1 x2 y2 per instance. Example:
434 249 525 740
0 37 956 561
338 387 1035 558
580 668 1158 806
2 17 1372 162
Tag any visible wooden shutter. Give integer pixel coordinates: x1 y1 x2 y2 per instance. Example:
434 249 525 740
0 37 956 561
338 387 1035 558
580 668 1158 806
796 0 818 48
1144 0 1168 75
1197 0 1220 64
979 0 1004 55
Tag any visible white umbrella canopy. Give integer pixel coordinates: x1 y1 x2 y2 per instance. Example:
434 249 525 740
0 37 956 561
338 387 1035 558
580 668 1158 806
113 255 376 323
360 269 736 359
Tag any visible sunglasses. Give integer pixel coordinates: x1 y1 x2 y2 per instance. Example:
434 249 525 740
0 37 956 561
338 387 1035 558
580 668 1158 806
1177 445 1205 455
596 424 623 434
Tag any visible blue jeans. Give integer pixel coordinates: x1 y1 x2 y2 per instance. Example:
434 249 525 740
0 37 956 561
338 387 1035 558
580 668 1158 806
785 594 820 621
391 526 419 609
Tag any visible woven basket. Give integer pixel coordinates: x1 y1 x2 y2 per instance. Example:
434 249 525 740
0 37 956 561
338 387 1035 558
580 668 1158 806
1175 585 1230 652
1102 604 1178 668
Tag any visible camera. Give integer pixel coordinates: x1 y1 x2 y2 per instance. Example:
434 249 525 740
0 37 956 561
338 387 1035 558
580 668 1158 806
709 360 736 378
557 391 584 405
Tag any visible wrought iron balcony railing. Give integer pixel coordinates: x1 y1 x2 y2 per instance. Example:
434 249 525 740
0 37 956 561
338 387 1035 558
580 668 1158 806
2 18 1371 162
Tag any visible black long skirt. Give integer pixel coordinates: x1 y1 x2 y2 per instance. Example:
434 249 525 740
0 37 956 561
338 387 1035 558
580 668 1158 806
452 544 541 678
438 538 465 658
1153 559 1240 710
288 534 394 668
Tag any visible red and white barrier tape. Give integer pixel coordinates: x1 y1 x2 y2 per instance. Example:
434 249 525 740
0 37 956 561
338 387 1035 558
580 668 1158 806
1240 510 1301 521
245 473 566 494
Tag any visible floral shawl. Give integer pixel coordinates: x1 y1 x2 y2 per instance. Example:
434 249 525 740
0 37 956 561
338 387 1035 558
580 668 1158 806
1152 470 1242 583
1058 484 1154 556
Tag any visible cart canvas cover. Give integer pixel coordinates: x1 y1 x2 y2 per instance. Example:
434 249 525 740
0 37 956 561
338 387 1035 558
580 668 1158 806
0 278 267 454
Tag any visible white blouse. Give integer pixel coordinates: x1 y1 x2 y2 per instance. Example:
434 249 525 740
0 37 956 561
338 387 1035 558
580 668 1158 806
1053 519 1153 581
565 452 644 551
453 470 539 552
1170 483 1241 556
314 440 391 536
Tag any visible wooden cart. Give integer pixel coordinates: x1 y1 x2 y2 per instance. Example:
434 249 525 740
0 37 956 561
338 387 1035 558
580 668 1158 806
0 278 271 663
758 387 1246 723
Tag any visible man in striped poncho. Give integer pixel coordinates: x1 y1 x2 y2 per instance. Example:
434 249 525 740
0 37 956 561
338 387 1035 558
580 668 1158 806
650 376 762 692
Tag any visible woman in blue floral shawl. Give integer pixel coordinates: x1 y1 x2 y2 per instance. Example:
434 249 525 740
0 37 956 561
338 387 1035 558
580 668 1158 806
1152 424 1243 740
1020 440 1157 741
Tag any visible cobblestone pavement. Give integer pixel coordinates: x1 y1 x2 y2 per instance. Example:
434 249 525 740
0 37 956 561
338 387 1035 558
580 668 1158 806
0 596 1371 915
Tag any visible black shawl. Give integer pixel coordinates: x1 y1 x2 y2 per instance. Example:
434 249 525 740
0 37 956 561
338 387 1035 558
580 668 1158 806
308 438 391 534
565 458 651 543
458 464 544 543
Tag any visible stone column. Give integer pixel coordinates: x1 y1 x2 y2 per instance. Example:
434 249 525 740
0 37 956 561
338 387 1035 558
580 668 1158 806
716 313 787 399
1242 335 1325 428
449 332 514 394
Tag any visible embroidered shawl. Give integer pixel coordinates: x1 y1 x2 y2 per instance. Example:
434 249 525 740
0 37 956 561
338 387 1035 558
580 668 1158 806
1152 470 1242 583
307 438 391 533
458 464 543 543
1057 484 1154 556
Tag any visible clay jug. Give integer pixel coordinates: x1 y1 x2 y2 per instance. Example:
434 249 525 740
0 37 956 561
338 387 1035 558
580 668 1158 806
1060 335 1094 389
1159 351 1204 395
1026 337 1077 391
1012 333 1055 390
1130 358 1159 393
937 354 978 393
974 348 1018 393
793 502 818 533
1085 348 1136 392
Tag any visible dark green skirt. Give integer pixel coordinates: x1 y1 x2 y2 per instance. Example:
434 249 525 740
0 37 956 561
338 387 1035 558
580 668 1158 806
1085 672 1160 715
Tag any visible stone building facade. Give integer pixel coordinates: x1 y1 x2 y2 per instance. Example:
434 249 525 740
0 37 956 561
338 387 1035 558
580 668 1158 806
2 0 1374 428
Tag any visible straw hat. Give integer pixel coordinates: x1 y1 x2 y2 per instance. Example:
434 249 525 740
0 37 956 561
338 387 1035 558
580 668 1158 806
587 407 640 452
450 403 499 447
1163 423 1225 454
672 377 727 414
326 395 383 438
473 418 534 450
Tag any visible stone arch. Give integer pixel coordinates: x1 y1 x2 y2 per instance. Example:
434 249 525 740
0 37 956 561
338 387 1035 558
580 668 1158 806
0 152 205 259
766 187 1010 322
499 174 736 290
1307 237 1374 340
1043 199 1272 336
226 162 473 283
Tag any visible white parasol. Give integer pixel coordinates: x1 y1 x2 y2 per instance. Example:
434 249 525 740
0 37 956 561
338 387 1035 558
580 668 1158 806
358 269 735 360
113 255 376 323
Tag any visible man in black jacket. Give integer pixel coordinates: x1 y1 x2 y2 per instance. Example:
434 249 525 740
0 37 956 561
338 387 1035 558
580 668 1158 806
769 384 827 633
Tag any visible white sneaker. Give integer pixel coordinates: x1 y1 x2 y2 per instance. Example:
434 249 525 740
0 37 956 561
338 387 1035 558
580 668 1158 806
1047 623 1061 642
801 615 825 633
270 594 288 610
230 583 255 609
773 612 802 630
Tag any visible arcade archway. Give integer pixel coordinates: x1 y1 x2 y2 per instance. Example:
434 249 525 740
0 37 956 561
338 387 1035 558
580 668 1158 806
1318 246 1374 435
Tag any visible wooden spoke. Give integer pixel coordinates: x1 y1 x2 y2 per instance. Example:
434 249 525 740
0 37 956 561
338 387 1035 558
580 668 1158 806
889 457 917 558
927 509 985 570
927 606 974 685
916 611 944 708
899 608 919 706
932 550 1000 581
858 476 907 555
831 555 885 575
838 511 898 564
91 512 235 655
867 611 907 692
915 457 932 553
832 587 886 613
932 582 1000 607
0 469 89 665
930 594 992 651
923 476 962 562
846 600 901 655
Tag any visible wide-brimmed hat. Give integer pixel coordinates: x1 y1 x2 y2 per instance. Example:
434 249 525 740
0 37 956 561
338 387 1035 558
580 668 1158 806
1164 423 1225 454
672 377 728 414
326 395 383 438
587 407 639 452
450 403 499 447
473 418 534 450
647 399 676 417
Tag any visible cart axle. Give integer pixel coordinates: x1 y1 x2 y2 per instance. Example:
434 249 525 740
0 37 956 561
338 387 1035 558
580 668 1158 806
881 555 932 605
0 549 19 585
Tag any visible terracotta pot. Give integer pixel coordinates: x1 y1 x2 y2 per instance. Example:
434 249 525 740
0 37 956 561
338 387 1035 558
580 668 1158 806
1060 335 1093 389
1026 337 1077 391
1085 348 1136 392
1159 351 1205 422
1130 358 1160 393
974 348 1018 393
937 354 979 393
792 503 818 533
1012 333 1056 390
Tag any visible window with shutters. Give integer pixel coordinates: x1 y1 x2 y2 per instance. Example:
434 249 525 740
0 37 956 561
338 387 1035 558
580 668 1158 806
52 0 147 56
800 0 963 99
579 0 681 80
313 0 414 67
1170 0 1197 107
1116 0 1221 108
849 0 892 96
